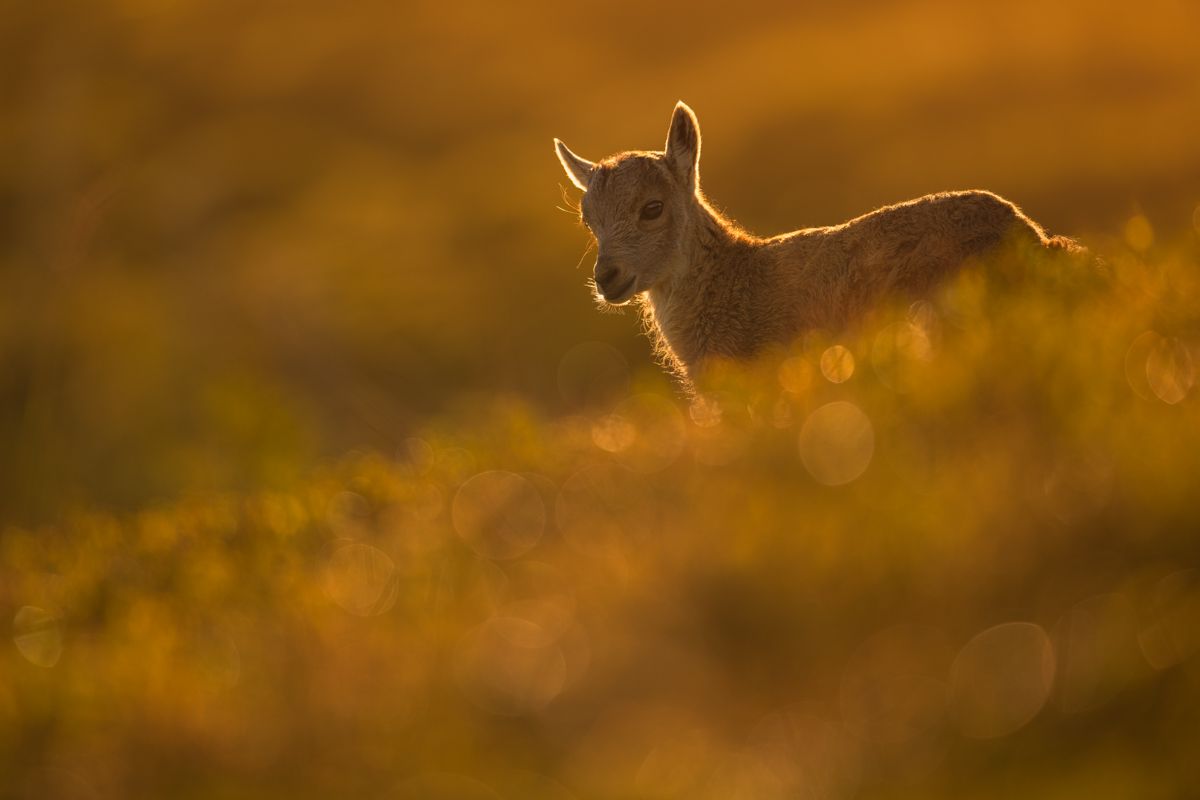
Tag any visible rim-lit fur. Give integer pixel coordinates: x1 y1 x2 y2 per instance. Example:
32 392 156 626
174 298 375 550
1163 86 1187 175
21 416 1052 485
555 102 1082 385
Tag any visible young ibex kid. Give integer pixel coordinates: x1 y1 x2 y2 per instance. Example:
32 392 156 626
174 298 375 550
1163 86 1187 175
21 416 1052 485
555 102 1081 384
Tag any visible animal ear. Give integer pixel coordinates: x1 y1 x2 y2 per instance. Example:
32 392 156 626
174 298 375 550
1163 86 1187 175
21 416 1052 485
664 101 701 190
554 139 596 191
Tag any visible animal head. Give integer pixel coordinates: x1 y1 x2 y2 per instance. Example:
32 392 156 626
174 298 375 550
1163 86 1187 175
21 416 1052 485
554 101 703 305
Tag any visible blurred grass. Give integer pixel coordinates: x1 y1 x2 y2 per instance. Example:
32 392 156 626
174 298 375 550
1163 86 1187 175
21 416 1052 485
3 0 1200 797
3 241 1200 798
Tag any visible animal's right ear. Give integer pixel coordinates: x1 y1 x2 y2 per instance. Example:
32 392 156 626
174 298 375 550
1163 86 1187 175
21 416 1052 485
554 139 596 191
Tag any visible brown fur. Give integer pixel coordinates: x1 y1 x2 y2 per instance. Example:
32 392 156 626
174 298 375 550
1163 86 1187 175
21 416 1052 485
555 102 1082 384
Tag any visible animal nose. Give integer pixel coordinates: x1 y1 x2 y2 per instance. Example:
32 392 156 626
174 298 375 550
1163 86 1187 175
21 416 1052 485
594 260 621 289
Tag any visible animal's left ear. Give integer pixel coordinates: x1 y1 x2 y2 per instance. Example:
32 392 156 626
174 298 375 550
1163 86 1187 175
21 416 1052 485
664 101 701 191
555 139 596 191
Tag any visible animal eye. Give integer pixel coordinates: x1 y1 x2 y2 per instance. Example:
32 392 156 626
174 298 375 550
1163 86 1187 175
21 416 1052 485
640 200 664 221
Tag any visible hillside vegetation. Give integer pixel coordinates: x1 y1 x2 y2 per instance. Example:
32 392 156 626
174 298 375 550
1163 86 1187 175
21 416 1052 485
5 239 1200 797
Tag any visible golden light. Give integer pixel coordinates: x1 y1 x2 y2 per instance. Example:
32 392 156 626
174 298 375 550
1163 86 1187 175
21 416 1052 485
379 480 447 556
453 616 568 715
872 306 937 393
320 542 398 616
13 606 63 668
452 470 546 560
556 463 639 561
436 446 479 483
769 395 794 429
1145 335 1195 404
591 413 637 454
595 394 686 474
1137 569 1200 671
688 394 724 428
3 0 1200 793
777 356 815 395
498 560 577 642
820 345 855 384
1126 330 1196 404
325 490 372 539
798 401 875 486
400 436 436 475
690 394 752 467
1125 330 1163 400
949 622 1055 739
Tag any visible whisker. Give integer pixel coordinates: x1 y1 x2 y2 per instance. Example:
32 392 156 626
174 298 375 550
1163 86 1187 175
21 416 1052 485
557 184 581 215
575 241 595 271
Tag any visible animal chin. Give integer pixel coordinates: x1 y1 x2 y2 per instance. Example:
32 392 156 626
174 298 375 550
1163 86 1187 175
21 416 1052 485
600 276 637 305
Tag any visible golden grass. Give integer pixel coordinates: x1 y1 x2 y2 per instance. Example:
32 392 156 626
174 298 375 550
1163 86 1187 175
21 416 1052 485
4 239 1200 797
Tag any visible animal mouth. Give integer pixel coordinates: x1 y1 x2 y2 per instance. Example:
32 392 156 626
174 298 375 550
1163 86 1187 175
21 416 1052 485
601 275 637 304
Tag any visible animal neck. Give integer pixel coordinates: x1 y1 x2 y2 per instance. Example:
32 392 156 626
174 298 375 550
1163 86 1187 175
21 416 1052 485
642 193 758 376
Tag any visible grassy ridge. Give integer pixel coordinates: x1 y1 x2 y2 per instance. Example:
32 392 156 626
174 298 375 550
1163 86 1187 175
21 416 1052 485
4 239 1199 798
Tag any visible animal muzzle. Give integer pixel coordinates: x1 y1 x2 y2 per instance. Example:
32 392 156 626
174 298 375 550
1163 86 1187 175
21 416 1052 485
594 259 635 302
